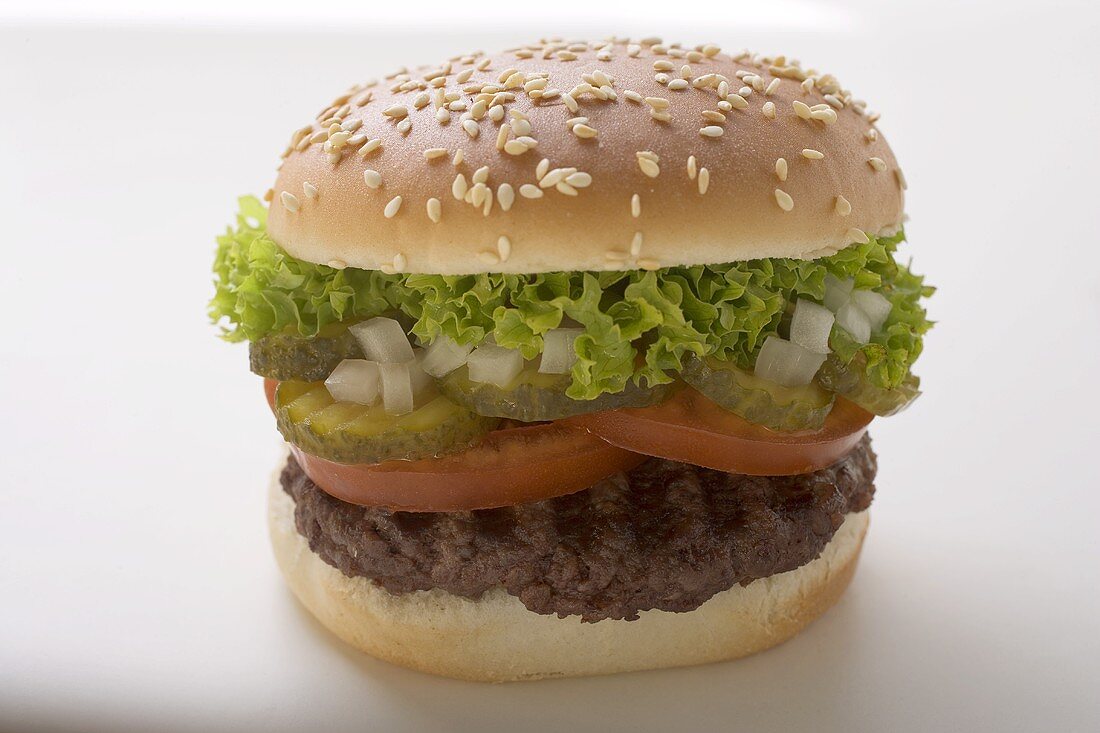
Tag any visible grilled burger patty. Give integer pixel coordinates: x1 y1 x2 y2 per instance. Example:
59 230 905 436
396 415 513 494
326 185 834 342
281 435 876 622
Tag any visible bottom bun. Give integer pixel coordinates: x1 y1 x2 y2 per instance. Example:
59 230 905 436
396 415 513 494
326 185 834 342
268 470 869 682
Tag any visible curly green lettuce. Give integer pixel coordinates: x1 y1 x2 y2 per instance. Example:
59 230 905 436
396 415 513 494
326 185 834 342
210 196 933 399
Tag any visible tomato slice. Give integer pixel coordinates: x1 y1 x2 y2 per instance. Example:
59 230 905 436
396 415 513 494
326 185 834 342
566 386 873 476
264 378 646 512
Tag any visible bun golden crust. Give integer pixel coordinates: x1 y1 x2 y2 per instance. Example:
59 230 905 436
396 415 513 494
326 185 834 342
267 39 903 274
268 471 869 682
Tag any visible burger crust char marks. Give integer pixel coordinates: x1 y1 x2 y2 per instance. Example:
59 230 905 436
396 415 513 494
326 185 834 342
210 36 933 681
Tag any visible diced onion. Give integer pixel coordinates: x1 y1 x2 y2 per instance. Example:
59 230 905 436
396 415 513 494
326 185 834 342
419 335 472 377
467 343 523 387
754 336 827 387
823 275 855 313
539 328 584 374
324 360 380 405
851 289 893 331
378 362 415 416
789 299 834 355
836 301 872 344
349 317 414 363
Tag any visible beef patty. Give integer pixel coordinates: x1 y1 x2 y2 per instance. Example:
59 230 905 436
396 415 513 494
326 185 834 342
281 435 876 622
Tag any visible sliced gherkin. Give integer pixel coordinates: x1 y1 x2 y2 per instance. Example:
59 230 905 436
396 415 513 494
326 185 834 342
250 324 363 382
815 354 921 416
681 355 835 432
275 381 498 464
440 364 671 422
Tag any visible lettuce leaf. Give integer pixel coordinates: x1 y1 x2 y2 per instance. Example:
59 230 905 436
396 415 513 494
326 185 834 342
210 197 933 398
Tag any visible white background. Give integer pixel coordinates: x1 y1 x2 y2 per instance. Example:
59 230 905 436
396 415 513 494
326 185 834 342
1 1 1098 731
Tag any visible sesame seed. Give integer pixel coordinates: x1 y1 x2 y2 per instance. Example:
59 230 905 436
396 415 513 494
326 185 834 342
302 181 318 199
472 166 489 184
864 128 879 142
835 195 852 217
847 228 870 244
504 139 530 155
630 232 644 256
638 258 661 271
774 188 794 211
435 108 449 123
396 118 412 135
698 167 710 194
668 79 689 91
700 125 724 138
653 60 675 71
654 73 670 85
536 158 550 179
456 69 474 83
413 92 430 109
645 96 670 110
479 251 500 266
497 236 512 261
453 149 464 166
775 157 788 181
637 154 660 178
393 253 407 272
631 193 641 218
680 64 692 79
488 104 505 122
383 105 408 118
764 78 780 95
384 196 402 218
802 148 825 159
727 94 748 110
328 259 347 269
801 78 815 93
562 93 579 113
565 171 592 188
624 90 643 103
363 169 383 189
868 157 887 172
895 168 908 190
498 183 515 211
423 148 449 160
793 100 812 119
452 174 468 200
572 124 598 139
426 198 442 223
462 119 480 138
702 110 726 123
687 155 697 180
520 184 543 199
762 101 776 119
280 191 299 212
540 168 571 188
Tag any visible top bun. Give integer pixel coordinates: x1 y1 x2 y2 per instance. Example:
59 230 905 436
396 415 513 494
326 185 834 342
267 38 905 275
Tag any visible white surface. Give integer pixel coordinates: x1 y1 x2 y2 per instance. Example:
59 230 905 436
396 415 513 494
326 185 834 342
2 2 1099 731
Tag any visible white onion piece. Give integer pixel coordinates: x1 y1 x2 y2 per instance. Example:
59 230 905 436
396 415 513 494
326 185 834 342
754 336 827 387
409 351 436 398
378 362 416 416
836 301 872 344
349 317 414 363
467 343 523 387
324 360 380 405
419 335 472 377
851 289 893 331
539 328 584 374
823 275 855 313
790 299 834 355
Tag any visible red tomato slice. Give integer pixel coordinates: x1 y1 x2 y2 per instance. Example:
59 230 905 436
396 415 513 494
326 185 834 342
566 386 873 476
264 379 646 511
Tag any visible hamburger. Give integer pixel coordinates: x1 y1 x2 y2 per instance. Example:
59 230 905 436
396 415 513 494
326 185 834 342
210 37 932 681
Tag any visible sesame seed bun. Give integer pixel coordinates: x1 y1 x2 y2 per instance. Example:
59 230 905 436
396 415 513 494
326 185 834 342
268 470 869 682
267 39 904 275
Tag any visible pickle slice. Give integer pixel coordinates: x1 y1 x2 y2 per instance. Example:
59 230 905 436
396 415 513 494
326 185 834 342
275 381 498 464
250 325 363 382
681 355 835 432
815 354 921 416
440 365 671 421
